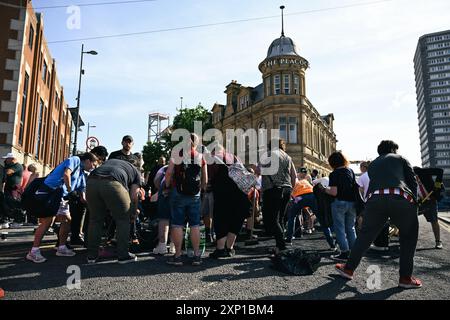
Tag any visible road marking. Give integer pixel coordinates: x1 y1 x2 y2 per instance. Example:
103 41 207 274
439 221 450 233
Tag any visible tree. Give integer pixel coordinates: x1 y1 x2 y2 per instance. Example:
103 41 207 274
142 140 168 172
162 103 213 149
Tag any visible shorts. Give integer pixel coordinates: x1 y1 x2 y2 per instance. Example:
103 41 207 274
200 191 214 218
157 189 171 220
170 188 201 228
420 200 438 223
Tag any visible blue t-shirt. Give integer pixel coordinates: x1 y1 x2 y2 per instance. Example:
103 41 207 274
44 156 85 196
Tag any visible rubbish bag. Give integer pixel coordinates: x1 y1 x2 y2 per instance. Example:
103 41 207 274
270 248 321 276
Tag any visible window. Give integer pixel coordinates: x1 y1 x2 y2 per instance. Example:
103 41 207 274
274 75 281 95
279 116 297 143
35 99 44 159
294 75 300 94
284 74 290 94
19 72 29 146
265 77 271 97
288 117 297 143
28 26 34 50
279 116 287 140
42 60 47 82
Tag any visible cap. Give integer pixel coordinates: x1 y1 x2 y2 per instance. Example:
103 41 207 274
299 167 307 174
122 135 133 142
2 152 15 159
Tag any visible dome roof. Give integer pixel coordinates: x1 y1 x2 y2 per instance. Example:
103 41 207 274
266 36 299 58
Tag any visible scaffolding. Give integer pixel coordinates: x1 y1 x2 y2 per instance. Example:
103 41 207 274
148 112 170 143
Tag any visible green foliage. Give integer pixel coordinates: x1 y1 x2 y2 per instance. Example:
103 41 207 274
142 140 168 172
163 103 213 149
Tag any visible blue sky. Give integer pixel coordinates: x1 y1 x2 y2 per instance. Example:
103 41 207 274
31 0 450 166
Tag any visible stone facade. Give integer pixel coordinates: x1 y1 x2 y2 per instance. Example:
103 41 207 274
212 34 337 175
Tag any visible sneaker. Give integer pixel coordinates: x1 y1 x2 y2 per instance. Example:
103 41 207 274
398 276 422 289
335 263 354 280
192 255 202 266
26 250 47 263
152 242 168 255
169 242 176 254
167 255 183 266
330 246 339 253
70 238 85 247
56 246 76 257
435 241 443 249
284 238 293 246
370 244 389 252
87 256 98 264
118 253 137 264
331 251 349 262
9 222 22 228
54 243 73 251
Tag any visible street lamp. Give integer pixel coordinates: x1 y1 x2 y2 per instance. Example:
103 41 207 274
72 43 98 155
86 122 97 151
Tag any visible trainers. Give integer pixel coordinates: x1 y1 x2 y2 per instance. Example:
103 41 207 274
152 242 168 255
330 246 339 253
370 244 389 252
56 246 76 257
435 241 443 249
70 238 85 247
331 251 349 262
26 250 47 263
335 263 354 280
118 253 137 264
167 255 183 266
192 255 202 266
87 256 98 264
399 276 422 289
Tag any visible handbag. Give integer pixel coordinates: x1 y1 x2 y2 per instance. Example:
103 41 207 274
214 155 257 194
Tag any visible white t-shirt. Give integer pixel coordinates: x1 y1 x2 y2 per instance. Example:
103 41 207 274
357 172 370 202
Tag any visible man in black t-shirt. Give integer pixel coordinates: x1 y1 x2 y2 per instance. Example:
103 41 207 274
86 159 141 264
108 135 139 164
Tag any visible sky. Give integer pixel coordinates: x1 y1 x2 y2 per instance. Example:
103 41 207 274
29 0 450 166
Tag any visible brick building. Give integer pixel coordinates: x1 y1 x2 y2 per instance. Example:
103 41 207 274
0 0 75 176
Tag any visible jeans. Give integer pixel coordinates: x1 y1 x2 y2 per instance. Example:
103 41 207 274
285 193 317 241
170 189 201 228
331 200 357 252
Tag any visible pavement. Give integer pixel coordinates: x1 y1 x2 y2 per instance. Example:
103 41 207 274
1 215 450 300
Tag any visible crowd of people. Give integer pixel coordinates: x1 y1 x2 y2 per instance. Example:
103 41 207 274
0 136 446 289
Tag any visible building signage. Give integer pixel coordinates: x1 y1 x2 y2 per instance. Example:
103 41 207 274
263 57 309 69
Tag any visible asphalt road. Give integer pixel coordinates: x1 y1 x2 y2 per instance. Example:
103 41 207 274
1 215 449 300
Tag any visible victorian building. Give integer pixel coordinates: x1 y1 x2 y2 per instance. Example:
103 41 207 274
211 22 337 175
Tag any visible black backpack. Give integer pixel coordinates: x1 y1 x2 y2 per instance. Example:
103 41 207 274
175 157 201 196
21 177 47 216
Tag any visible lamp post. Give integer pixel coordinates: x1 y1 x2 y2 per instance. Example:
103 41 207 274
72 43 98 155
86 122 97 151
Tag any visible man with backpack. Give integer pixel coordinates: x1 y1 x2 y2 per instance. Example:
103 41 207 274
25 153 99 263
164 133 207 266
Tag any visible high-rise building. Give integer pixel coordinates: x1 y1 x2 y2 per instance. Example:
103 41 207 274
414 30 450 192
0 0 75 176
